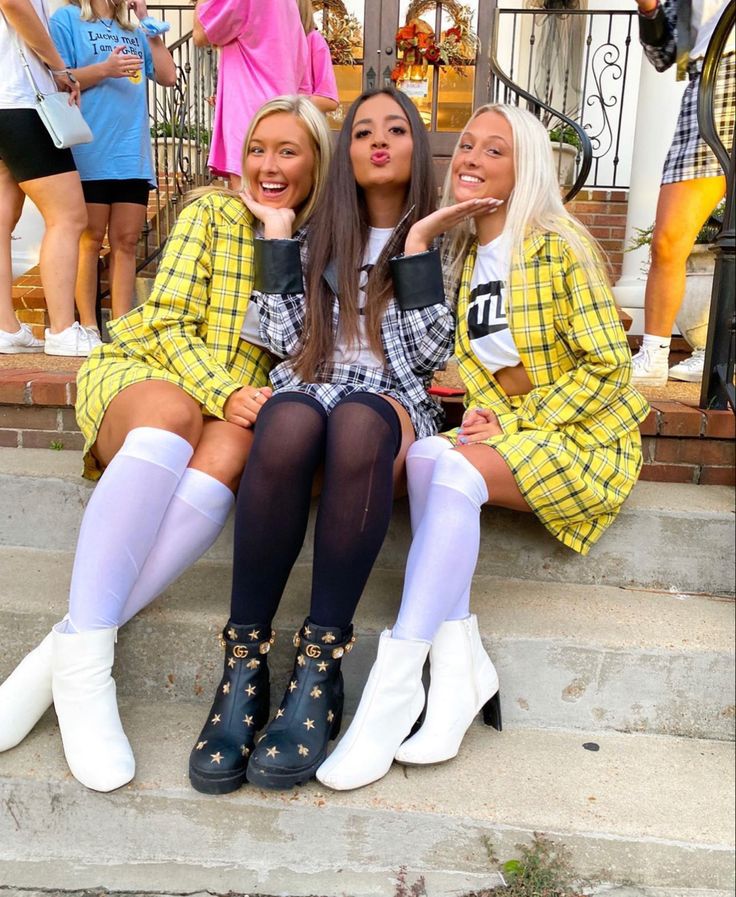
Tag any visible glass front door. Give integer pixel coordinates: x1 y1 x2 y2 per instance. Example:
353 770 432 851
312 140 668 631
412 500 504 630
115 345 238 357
314 1 491 157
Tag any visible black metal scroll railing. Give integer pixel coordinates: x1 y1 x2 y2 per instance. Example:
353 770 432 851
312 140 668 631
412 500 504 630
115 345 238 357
697 4 735 411
489 14 590 202
490 7 639 199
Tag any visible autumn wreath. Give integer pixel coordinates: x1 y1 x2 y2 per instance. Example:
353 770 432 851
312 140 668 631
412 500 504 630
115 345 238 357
391 0 479 83
312 0 362 66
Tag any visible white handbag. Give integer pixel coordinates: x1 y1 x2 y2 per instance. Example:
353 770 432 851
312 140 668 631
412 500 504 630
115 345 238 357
33 88 93 149
4 8 93 149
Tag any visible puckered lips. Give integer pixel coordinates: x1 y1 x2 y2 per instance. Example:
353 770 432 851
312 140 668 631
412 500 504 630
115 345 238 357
370 150 391 166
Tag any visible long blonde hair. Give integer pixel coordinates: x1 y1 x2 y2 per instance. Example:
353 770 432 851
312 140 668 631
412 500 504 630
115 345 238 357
441 103 607 292
67 0 135 32
188 95 332 232
296 0 316 34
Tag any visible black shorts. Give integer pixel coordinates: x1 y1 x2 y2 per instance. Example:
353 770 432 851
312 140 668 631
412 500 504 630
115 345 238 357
81 178 152 205
0 108 76 182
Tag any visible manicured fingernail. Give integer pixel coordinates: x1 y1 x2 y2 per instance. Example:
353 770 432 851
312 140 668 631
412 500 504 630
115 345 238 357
458 436 468 444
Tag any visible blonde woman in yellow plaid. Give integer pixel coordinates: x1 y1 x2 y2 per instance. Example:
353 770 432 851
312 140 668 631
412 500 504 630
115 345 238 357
0 96 331 793
317 104 650 793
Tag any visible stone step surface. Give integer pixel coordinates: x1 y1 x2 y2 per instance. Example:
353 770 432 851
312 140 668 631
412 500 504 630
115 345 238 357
1 448 734 594
1 547 733 740
0 701 733 895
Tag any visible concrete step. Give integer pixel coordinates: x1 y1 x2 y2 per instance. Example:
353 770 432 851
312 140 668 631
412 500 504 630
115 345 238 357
1 448 735 594
0 701 732 894
1 547 733 740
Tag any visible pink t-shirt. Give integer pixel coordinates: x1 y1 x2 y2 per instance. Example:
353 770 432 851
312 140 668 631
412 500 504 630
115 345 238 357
198 0 309 178
303 30 338 102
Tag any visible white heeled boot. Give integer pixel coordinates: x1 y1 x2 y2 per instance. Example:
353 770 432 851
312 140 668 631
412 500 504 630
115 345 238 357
0 632 53 751
52 624 135 792
316 630 429 791
395 614 501 766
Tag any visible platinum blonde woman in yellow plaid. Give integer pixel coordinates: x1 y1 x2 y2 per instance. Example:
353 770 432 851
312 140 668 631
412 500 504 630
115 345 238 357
318 103 650 792
0 96 332 794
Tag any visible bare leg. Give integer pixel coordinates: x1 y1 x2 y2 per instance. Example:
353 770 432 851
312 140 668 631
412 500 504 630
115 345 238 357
189 417 255 490
644 177 726 337
0 161 26 333
76 204 110 330
107 202 147 319
454 442 531 512
93 379 204 467
21 171 87 334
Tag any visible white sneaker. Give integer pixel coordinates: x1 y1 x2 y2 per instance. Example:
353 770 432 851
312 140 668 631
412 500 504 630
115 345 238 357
83 326 103 349
631 345 670 387
44 322 96 357
0 323 44 354
668 348 705 383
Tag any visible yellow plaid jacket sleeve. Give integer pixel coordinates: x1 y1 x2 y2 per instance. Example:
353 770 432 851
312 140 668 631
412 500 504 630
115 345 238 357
107 195 255 418
457 232 649 446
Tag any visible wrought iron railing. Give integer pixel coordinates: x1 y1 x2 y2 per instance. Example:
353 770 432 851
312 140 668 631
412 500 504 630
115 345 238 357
491 7 640 194
143 4 216 268
697 4 735 411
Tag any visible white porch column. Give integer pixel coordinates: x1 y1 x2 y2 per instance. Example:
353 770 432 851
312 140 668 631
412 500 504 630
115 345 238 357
613 53 687 334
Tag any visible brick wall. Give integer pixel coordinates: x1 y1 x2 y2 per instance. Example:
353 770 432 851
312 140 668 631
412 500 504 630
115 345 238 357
568 188 629 284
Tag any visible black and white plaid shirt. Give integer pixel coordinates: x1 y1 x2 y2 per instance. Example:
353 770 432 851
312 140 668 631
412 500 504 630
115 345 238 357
251 241 455 439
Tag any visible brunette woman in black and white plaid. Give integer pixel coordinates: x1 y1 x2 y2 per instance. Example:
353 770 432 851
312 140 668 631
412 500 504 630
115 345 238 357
188 88 497 794
631 0 734 386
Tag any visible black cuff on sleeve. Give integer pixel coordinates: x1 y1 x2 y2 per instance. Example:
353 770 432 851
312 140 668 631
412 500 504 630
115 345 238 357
390 248 446 311
638 5 669 46
253 238 303 294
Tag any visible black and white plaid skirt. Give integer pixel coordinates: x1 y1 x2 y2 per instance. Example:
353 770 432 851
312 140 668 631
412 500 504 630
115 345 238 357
662 52 735 184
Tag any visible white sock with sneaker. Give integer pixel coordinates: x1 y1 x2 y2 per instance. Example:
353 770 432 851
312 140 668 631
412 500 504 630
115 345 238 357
631 333 671 386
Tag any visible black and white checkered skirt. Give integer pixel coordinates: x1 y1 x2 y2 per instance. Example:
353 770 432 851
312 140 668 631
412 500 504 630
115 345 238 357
662 52 735 184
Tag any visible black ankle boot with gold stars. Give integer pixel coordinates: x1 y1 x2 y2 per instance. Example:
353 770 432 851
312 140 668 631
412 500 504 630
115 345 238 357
189 621 274 795
246 618 355 790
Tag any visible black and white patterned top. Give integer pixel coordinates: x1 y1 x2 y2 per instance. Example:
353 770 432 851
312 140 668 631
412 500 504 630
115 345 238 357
251 240 454 439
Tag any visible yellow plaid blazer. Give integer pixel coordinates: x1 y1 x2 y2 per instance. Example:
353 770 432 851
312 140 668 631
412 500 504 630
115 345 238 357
455 232 649 448
103 192 271 419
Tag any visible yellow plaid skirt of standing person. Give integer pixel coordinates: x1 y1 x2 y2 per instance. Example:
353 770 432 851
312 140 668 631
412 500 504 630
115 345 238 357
76 339 273 481
442 412 643 555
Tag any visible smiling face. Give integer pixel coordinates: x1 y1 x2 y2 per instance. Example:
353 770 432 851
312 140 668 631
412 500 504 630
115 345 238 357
349 93 414 192
452 110 516 207
244 112 315 211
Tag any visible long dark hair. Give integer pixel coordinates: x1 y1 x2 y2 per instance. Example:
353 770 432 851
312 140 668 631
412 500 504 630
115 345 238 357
293 88 436 382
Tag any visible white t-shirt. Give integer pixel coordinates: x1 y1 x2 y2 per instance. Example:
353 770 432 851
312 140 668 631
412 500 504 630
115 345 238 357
332 226 392 369
0 0 57 109
690 0 735 60
468 235 521 374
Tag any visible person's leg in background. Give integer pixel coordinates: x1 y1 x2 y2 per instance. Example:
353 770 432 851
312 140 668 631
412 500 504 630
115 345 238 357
0 159 42 352
631 176 725 387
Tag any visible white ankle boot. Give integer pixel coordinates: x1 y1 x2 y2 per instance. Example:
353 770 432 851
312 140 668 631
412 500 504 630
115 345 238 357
0 632 53 751
394 615 501 766
52 625 135 792
316 630 429 791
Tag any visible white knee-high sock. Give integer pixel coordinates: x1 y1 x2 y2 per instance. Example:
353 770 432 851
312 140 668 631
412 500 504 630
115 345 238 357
119 468 234 624
405 436 471 623
393 450 488 643
406 436 454 533
67 427 193 631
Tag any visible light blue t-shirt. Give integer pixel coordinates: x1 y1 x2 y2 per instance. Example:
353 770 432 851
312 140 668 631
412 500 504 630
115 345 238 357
50 6 156 186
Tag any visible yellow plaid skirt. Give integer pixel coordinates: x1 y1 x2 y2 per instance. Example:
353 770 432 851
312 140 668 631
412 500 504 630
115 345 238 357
443 424 642 555
76 342 272 481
